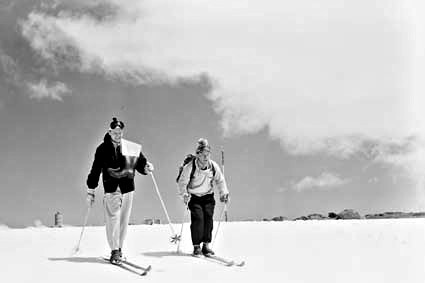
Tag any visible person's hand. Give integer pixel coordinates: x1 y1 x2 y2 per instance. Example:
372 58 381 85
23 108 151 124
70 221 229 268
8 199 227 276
108 168 135 179
182 193 190 205
107 167 124 178
220 193 229 203
145 162 154 173
86 189 95 207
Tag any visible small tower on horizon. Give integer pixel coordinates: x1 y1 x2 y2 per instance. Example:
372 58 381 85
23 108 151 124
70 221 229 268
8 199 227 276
54 212 63 227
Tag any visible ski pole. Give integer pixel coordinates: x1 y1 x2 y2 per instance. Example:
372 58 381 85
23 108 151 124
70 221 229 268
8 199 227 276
71 206 91 255
211 147 228 248
211 201 228 248
149 172 179 242
176 205 190 253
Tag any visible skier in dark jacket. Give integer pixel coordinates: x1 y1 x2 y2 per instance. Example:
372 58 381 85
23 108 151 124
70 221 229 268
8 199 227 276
86 117 154 264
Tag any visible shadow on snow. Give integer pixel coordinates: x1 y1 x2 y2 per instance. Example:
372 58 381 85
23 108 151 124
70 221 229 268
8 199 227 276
48 257 108 264
141 251 192 258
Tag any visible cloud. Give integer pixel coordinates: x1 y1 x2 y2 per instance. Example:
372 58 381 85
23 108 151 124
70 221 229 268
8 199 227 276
0 30 71 103
276 187 289 193
0 48 21 84
27 78 71 101
19 0 425 181
50 0 131 23
0 47 70 102
292 172 350 192
0 0 14 11
19 7 165 85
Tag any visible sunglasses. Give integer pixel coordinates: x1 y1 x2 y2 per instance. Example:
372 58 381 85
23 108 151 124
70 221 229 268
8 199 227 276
110 121 124 130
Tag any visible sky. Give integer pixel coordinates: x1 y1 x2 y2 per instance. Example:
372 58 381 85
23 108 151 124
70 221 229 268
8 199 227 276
1 220 424 283
1 0 425 228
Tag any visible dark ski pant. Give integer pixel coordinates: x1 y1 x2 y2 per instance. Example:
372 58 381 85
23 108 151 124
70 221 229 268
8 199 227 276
188 193 215 246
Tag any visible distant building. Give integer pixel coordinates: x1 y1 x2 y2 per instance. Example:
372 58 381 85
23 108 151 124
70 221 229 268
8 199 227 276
144 218 161 225
54 212 63 227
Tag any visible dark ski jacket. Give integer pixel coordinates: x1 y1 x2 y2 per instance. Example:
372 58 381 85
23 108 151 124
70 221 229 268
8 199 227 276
86 133 148 194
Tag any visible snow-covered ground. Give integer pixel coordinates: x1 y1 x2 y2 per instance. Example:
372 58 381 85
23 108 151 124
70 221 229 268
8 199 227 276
1 219 424 283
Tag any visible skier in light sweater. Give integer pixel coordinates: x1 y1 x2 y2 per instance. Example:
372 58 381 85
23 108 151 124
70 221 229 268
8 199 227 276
177 138 229 256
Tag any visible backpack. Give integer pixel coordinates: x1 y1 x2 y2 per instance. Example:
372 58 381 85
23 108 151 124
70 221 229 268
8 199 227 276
176 154 216 184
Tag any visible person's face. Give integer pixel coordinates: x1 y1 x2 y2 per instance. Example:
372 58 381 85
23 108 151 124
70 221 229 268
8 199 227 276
197 148 211 166
109 127 123 143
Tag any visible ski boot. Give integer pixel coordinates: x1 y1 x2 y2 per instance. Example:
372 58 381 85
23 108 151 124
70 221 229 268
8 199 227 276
192 245 202 257
110 249 122 265
202 243 215 256
118 248 124 261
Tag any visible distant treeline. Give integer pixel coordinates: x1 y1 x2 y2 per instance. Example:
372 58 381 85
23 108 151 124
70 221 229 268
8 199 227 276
260 209 425 221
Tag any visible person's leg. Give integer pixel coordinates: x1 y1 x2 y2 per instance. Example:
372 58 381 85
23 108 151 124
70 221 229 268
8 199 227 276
188 196 204 251
202 194 216 254
119 191 134 252
103 192 123 251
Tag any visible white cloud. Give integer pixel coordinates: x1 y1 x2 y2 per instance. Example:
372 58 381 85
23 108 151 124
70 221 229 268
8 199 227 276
292 172 350 192
276 187 289 193
0 48 20 83
19 0 425 183
27 79 71 101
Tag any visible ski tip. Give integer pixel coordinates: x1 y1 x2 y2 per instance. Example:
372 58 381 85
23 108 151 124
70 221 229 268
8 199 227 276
141 265 152 276
237 261 246 267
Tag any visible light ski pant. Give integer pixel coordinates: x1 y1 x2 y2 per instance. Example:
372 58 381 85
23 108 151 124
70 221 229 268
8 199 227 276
103 190 134 250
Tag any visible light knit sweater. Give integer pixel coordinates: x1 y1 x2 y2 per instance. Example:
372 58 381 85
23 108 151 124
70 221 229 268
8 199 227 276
177 159 229 198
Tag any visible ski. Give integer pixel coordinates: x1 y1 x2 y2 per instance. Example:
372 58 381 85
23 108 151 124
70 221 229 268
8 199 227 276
122 259 152 275
204 254 245 267
101 257 151 276
183 252 245 267
203 254 234 266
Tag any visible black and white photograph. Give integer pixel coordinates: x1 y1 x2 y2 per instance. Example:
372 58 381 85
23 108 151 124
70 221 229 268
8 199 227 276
1 0 424 282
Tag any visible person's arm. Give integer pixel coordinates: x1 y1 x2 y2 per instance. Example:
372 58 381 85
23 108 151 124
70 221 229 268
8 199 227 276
135 151 148 175
212 161 229 201
86 145 104 207
177 163 192 198
86 146 103 189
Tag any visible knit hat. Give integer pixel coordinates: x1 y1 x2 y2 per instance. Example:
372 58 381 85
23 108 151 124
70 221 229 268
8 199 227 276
196 138 211 154
110 117 125 130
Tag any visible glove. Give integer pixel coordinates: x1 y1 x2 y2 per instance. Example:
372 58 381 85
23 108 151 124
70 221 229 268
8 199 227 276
107 167 124 178
86 189 95 207
220 193 229 203
145 162 154 173
182 193 191 205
